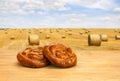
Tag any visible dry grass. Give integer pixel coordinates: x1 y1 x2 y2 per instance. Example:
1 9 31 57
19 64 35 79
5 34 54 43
0 28 120 50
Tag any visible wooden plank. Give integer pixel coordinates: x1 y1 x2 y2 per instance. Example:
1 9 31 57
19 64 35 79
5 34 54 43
0 50 120 81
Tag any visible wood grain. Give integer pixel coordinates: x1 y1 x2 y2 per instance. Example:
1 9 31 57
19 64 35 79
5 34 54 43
0 50 120 81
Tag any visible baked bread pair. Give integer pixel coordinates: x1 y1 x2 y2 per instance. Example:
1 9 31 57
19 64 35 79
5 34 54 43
17 43 77 68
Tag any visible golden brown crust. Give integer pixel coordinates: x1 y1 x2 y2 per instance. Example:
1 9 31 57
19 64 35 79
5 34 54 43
44 43 77 68
17 46 49 68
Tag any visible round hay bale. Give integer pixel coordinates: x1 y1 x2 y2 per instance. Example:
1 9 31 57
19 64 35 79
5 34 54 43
39 31 42 33
28 34 39 45
88 34 101 46
68 32 72 35
20 30 22 33
79 32 83 35
5 31 8 34
115 35 120 40
65 30 67 32
88 30 90 33
100 34 108 41
49 30 52 33
10 36 15 40
85 31 89 34
69 29 72 31
28 31 31 34
114 29 118 32
46 35 50 39
62 35 66 39
50 31 52 33
56 30 59 32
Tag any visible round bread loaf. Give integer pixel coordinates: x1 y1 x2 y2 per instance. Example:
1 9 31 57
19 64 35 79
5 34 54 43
44 43 77 68
17 46 49 68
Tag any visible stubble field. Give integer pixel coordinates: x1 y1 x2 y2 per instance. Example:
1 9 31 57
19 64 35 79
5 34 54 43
0 28 120 50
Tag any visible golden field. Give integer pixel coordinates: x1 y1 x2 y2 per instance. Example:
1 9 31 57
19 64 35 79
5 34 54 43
0 28 120 50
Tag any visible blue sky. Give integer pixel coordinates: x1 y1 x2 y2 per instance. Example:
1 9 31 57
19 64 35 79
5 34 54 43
0 0 120 28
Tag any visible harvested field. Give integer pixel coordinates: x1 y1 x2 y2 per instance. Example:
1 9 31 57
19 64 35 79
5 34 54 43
0 28 120 50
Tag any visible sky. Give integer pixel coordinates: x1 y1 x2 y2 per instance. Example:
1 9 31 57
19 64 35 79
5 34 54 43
0 0 120 28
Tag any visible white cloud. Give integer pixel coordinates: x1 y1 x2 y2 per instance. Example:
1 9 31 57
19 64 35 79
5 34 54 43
0 0 120 28
37 11 46 15
94 15 120 28
29 1 69 11
0 0 116 15
86 0 113 9
0 17 17 28
99 15 120 21
49 1 68 11
55 13 120 28
16 9 35 15
99 16 112 21
59 0 114 9
0 1 19 13
1 13 120 28
0 1 35 15
113 7 120 12
63 13 87 18
23 0 44 10
0 0 69 15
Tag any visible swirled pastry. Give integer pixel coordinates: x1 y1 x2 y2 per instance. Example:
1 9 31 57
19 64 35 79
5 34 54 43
44 43 77 68
17 46 49 68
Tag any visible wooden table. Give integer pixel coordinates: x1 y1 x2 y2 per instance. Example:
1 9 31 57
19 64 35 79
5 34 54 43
0 50 120 81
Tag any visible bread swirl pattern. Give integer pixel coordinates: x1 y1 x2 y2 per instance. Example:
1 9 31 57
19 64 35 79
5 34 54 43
44 43 77 68
17 46 49 68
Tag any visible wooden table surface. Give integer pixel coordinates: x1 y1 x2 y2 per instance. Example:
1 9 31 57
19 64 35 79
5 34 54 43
0 50 120 81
